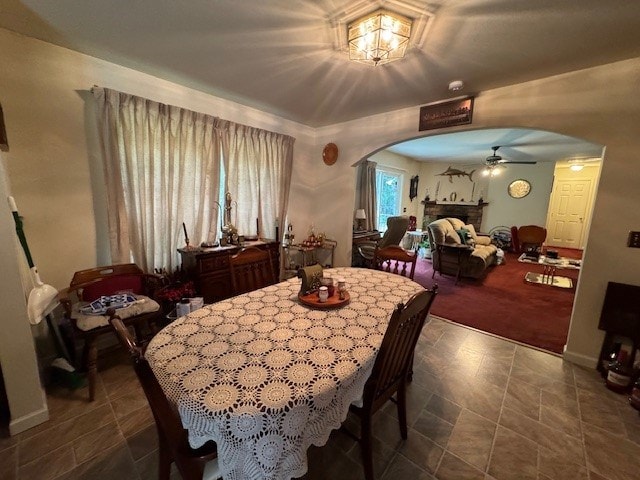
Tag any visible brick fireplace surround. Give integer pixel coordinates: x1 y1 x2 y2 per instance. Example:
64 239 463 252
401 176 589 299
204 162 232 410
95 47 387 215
422 201 488 231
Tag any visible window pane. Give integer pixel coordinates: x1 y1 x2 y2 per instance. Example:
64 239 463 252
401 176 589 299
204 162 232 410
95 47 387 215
376 170 402 231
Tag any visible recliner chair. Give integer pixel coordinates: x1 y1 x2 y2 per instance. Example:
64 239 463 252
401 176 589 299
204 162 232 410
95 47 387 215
357 216 410 267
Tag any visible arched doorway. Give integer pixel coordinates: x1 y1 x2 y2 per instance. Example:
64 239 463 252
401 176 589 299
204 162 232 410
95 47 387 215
354 127 604 353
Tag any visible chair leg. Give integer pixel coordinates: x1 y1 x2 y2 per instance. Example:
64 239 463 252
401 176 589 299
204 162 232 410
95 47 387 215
85 335 98 402
397 381 408 440
158 431 172 480
407 352 415 383
360 414 374 480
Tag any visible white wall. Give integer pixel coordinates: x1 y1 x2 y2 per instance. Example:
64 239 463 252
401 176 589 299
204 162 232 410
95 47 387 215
0 28 316 290
0 159 48 434
364 151 556 235
482 163 555 232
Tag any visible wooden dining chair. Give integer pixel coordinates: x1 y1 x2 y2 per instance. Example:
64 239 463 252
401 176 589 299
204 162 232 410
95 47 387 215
229 246 277 295
58 263 164 401
373 245 418 280
347 287 438 480
357 215 409 268
109 315 221 480
517 225 547 254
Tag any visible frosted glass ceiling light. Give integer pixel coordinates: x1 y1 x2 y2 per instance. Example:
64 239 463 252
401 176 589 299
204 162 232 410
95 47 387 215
348 9 412 66
569 164 584 171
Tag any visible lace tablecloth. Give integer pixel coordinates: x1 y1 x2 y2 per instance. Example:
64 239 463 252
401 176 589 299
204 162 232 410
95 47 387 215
146 267 424 480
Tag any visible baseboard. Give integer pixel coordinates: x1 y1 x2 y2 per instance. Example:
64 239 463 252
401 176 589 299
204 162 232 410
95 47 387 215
562 348 598 368
9 397 49 435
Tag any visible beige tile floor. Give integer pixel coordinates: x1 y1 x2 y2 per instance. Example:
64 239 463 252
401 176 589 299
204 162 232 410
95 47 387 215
2 317 640 480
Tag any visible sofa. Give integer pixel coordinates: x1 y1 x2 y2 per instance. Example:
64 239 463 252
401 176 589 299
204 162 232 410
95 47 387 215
426 217 498 282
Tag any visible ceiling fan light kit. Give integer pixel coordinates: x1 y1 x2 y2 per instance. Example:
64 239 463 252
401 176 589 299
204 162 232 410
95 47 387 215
483 145 537 175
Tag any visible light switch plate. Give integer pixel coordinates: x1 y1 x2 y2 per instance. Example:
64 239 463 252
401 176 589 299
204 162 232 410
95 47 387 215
628 231 640 248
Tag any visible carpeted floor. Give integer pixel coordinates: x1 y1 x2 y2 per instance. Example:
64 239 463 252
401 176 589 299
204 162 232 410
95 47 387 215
413 250 582 354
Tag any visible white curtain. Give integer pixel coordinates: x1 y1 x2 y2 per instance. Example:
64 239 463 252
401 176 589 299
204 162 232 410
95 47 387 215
93 88 222 272
219 121 294 242
93 88 294 274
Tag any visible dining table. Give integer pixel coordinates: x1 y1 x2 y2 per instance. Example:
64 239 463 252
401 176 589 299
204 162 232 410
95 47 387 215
145 267 425 480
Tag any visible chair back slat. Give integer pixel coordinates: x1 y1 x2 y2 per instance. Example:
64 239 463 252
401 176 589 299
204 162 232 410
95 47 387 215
373 245 417 280
364 287 437 408
230 247 277 295
70 263 144 287
67 263 154 301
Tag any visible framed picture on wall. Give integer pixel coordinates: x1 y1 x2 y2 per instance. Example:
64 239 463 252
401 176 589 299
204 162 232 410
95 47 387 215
409 175 419 201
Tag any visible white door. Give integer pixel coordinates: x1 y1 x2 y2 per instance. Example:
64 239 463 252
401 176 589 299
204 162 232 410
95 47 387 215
546 178 591 248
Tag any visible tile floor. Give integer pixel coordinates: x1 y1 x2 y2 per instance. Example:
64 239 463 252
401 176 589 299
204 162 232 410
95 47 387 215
2 317 639 480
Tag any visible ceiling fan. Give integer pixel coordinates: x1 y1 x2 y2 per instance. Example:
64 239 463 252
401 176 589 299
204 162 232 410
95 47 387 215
481 145 536 177
484 146 537 166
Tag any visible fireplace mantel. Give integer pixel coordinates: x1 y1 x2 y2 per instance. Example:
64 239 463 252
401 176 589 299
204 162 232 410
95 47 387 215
422 201 489 231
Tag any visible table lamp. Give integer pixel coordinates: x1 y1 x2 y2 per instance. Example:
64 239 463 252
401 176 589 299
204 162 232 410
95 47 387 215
355 209 366 231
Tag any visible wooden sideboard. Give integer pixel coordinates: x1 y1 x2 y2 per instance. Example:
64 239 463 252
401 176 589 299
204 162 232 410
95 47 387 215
178 240 280 304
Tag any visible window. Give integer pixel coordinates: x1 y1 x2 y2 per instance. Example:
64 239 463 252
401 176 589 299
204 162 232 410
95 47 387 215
376 168 402 231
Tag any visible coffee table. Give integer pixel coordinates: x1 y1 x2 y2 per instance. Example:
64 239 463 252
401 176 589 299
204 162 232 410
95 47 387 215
517 253 581 288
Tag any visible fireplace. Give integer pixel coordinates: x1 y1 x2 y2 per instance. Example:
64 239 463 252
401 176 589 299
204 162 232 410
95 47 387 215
423 201 488 231
436 214 468 223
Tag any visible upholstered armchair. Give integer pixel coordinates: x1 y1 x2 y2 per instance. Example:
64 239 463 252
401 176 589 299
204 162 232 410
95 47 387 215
357 216 409 267
427 217 498 283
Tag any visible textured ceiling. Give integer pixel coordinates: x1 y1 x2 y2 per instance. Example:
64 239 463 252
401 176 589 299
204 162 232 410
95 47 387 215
386 128 604 165
2 0 640 127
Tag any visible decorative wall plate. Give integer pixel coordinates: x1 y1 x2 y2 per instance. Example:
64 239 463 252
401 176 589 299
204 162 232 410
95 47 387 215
508 179 531 198
322 143 338 165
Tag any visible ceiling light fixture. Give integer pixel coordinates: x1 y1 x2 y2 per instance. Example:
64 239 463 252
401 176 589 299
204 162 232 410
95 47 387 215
569 164 584 172
347 9 412 66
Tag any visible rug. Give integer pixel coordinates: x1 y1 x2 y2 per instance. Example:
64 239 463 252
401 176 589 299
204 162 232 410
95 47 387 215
413 250 581 354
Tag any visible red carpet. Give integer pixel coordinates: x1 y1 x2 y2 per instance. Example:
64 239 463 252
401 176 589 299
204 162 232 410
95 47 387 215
413 250 581 354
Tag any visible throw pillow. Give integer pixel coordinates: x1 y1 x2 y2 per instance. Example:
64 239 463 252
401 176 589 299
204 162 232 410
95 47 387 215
455 228 471 245
464 224 478 241
445 230 462 244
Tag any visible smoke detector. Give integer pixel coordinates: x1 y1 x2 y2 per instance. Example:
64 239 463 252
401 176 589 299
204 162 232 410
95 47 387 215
448 80 464 91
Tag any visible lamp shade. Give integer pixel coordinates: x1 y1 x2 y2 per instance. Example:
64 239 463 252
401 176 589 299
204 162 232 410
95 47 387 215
355 209 367 219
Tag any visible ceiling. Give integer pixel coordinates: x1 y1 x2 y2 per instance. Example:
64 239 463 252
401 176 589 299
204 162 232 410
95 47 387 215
385 128 604 165
2 0 640 128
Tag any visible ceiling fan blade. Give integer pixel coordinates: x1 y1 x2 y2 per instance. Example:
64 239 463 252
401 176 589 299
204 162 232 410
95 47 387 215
501 160 538 165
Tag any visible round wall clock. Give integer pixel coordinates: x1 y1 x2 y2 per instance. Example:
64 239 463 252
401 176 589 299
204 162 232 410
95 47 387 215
508 179 531 198
322 143 338 165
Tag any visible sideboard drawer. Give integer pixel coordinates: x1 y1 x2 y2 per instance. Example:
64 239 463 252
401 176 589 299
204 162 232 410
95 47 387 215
198 254 230 274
